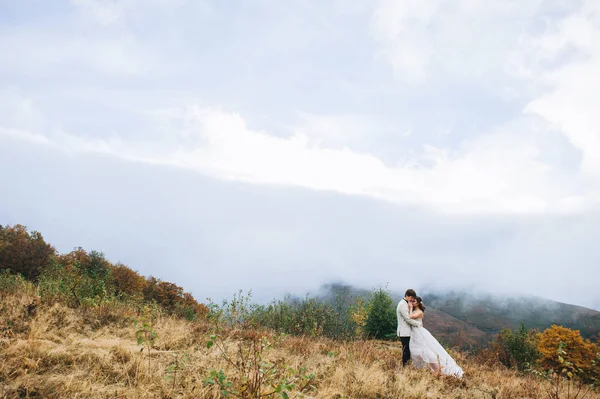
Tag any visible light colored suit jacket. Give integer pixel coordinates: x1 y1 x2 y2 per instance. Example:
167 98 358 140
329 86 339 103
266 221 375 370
396 299 422 337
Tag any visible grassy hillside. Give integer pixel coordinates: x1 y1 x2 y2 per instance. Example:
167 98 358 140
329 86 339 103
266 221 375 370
2 285 599 399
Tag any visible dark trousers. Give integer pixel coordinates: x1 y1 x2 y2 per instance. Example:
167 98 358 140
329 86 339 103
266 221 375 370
400 336 411 366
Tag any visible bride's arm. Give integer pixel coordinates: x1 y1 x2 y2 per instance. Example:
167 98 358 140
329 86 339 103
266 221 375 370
409 309 423 319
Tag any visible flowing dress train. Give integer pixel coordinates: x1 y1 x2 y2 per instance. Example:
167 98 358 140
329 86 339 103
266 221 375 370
410 325 464 378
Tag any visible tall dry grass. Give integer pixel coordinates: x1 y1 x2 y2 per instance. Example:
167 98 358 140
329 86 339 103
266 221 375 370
1 286 599 399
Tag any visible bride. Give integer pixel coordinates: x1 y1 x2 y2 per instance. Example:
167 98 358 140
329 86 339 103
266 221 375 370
408 296 464 378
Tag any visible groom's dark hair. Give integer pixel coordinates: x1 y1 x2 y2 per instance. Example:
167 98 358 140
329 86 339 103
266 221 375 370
405 289 417 298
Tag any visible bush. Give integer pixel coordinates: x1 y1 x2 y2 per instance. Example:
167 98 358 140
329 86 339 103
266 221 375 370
0 269 33 297
143 277 185 313
248 292 363 340
174 292 209 321
364 287 396 340
0 224 56 281
110 263 147 297
250 294 332 336
59 249 113 303
322 288 361 340
491 323 539 371
250 295 296 333
537 325 600 381
38 251 112 308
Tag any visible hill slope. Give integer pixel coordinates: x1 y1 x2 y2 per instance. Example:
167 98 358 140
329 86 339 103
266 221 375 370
3 287 600 399
427 291 600 340
420 307 491 349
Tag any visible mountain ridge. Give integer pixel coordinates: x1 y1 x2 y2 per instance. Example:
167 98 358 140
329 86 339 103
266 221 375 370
318 283 600 349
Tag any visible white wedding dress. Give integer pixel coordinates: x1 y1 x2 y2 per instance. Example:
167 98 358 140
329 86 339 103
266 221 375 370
410 316 464 378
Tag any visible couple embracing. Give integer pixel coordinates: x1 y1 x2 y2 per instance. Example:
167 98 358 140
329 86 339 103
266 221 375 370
396 289 464 378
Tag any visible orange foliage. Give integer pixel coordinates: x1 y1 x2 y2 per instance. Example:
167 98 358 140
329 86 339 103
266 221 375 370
143 277 184 312
0 224 56 281
143 276 207 318
1 223 208 320
109 263 147 297
537 325 599 376
57 248 111 278
182 292 209 319
57 247 90 270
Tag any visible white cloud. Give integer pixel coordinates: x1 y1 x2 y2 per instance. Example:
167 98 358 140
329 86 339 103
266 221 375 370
0 29 151 79
524 0 600 176
3 101 590 215
1 0 600 216
71 0 125 25
372 0 546 83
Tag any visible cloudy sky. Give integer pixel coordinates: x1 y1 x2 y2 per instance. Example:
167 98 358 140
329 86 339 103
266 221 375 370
1 0 600 309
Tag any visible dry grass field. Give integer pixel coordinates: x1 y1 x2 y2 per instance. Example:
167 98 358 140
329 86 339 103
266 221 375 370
1 285 599 399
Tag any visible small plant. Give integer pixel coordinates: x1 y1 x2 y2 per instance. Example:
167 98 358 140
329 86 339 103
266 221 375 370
134 315 158 378
203 369 235 397
136 320 157 353
165 352 189 391
350 297 369 339
204 331 316 398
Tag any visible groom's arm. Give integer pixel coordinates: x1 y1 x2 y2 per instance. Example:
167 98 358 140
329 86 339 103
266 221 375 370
398 301 421 327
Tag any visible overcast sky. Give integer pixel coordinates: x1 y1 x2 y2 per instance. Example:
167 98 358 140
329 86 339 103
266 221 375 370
1 0 600 310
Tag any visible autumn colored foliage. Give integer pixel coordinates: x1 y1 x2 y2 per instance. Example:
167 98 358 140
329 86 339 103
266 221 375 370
0 224 55 281
110 263 147 297
143 277 208 319
537 325 600 379
481 321 600 395
0 223 206 320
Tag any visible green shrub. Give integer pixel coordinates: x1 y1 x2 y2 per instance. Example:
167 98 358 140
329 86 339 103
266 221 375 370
493 323 539 371
364 287 396 340
38 258 111 308
248 291 369 340
204 330 316 397
250 295 296 333
321 288 359 340
0 269 34 296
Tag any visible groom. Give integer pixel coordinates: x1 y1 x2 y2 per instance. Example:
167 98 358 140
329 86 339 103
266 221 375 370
397 288 421 366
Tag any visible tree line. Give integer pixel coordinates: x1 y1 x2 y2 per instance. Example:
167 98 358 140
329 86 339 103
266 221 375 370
0 224 208 320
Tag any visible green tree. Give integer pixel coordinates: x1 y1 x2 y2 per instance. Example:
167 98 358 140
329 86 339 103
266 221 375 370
39 248 113 307
494 323 539 371
365 287 396 340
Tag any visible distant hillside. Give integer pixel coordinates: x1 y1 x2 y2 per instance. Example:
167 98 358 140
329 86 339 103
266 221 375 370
420 306 491 349
426 291 600 340
318 283 600 349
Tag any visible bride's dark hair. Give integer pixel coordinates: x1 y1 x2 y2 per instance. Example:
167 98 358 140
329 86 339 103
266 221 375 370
415 296 426 312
